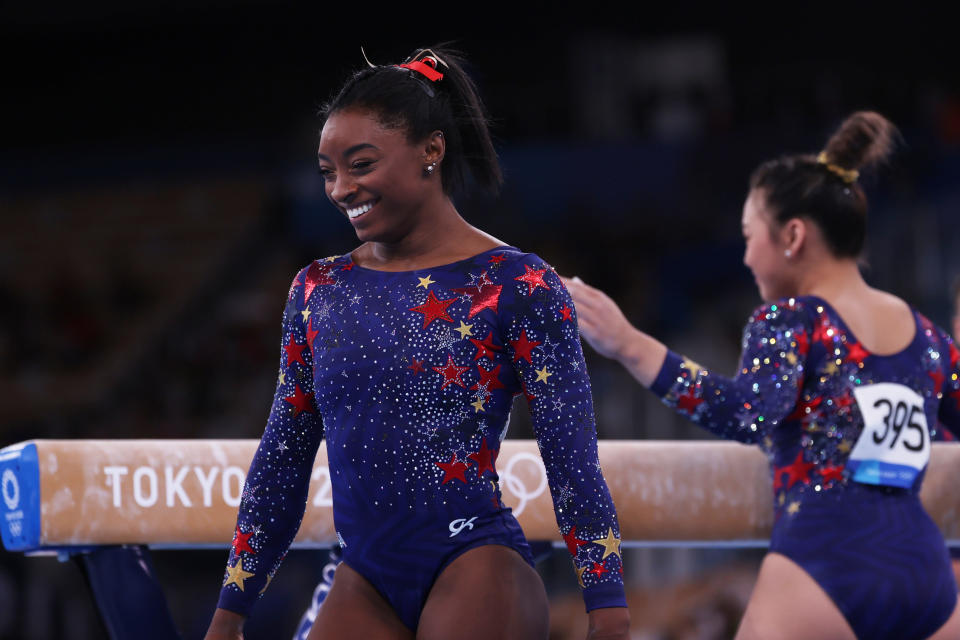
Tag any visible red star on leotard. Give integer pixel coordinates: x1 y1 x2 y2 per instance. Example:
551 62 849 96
409 291 457 328
468 438 498 477
303 261 336 304
436 454 469 484
510 329 541 364
675 388 703 415
929 368 945 394
562 526 589 556
452 280 503 318
469 331 502 361
843 341 869 365
408 358 425 375
793 330 809 357
950 343 959 371
471 363 505 391
232 526 255 555
514 264 551 296
786 396 822 422
812 315 839 350
284 384 315 416
775 451 815 490
433 355 469 390
559 305 574 322
306 318 320 351
284 336 307 368
834 392 855 412
340 262 355 271
817 464 845 484
488 253 507 265
588 561 609 577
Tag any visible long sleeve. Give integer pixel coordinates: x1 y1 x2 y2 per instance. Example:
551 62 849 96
503 255 626 611
217 268 325 615
650 302 811 444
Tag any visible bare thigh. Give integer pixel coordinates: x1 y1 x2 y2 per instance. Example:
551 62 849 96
417 545 549 640
307 561 414 640
736 552 855 640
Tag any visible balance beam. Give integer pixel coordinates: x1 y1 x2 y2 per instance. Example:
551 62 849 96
2 440 959 552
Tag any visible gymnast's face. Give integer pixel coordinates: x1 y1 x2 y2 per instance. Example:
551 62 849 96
318 108 436 243
742 189 795 302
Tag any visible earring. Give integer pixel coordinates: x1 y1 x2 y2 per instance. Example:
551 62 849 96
424 161 437 176
784 249 792 258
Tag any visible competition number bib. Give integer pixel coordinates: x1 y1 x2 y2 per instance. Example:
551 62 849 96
847 383 930 489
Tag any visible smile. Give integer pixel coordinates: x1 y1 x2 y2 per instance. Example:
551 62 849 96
346 200 377 220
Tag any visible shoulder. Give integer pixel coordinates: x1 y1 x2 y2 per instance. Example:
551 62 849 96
745 297 817 336
287 254 351 303
488 248 567 294
486 247 557 277
916 309 957 354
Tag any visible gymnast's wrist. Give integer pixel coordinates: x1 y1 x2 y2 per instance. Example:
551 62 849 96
609 324 641 363
206 607 246 636
586 606 630 638
616 327 667 388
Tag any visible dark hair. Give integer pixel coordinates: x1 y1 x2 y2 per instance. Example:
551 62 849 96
749 111 900 258
320 46 502 196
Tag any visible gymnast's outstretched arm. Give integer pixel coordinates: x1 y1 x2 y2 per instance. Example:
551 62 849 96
563 276 810 444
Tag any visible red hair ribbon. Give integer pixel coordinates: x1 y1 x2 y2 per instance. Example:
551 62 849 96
397 56 444 82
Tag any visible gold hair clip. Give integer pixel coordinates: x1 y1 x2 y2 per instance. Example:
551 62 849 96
816 152 859 184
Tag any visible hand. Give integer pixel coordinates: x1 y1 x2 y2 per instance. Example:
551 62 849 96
586 606 630 639
204 608 245 640
560 276 637 361
561 275 668 387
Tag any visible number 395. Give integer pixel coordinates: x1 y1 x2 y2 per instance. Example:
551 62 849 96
871 399 925 451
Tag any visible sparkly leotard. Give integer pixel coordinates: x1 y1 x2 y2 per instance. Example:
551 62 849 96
652 296 960 639
217 246 625 629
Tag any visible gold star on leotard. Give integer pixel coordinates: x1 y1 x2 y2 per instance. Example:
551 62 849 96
454 321 474 339
471 398 486 413
301 309 311 322
786 352 798 365
259 573 273 595
592 527 621 560
535 366 552 384
278 372 286 385
837 440 853 454
223 558 255 591
682 358 702 379
574 562 587 588
824 361 840 375
787 501 801 515
417 275 435 289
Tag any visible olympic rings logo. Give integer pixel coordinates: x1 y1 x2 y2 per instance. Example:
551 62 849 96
2 469 19 511
497 452 548 517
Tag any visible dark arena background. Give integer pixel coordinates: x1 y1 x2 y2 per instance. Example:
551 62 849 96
2 3 959 639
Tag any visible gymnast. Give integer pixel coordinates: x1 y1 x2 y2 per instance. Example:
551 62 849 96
204 45 629 640
564 112 960 639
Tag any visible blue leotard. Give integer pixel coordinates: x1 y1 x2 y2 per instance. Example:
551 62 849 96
652 296 960 639
217 246 626 629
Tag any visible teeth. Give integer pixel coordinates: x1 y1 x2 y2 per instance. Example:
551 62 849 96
346 202 374 219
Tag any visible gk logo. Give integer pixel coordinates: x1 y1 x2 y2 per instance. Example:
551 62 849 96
449 516 478 537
